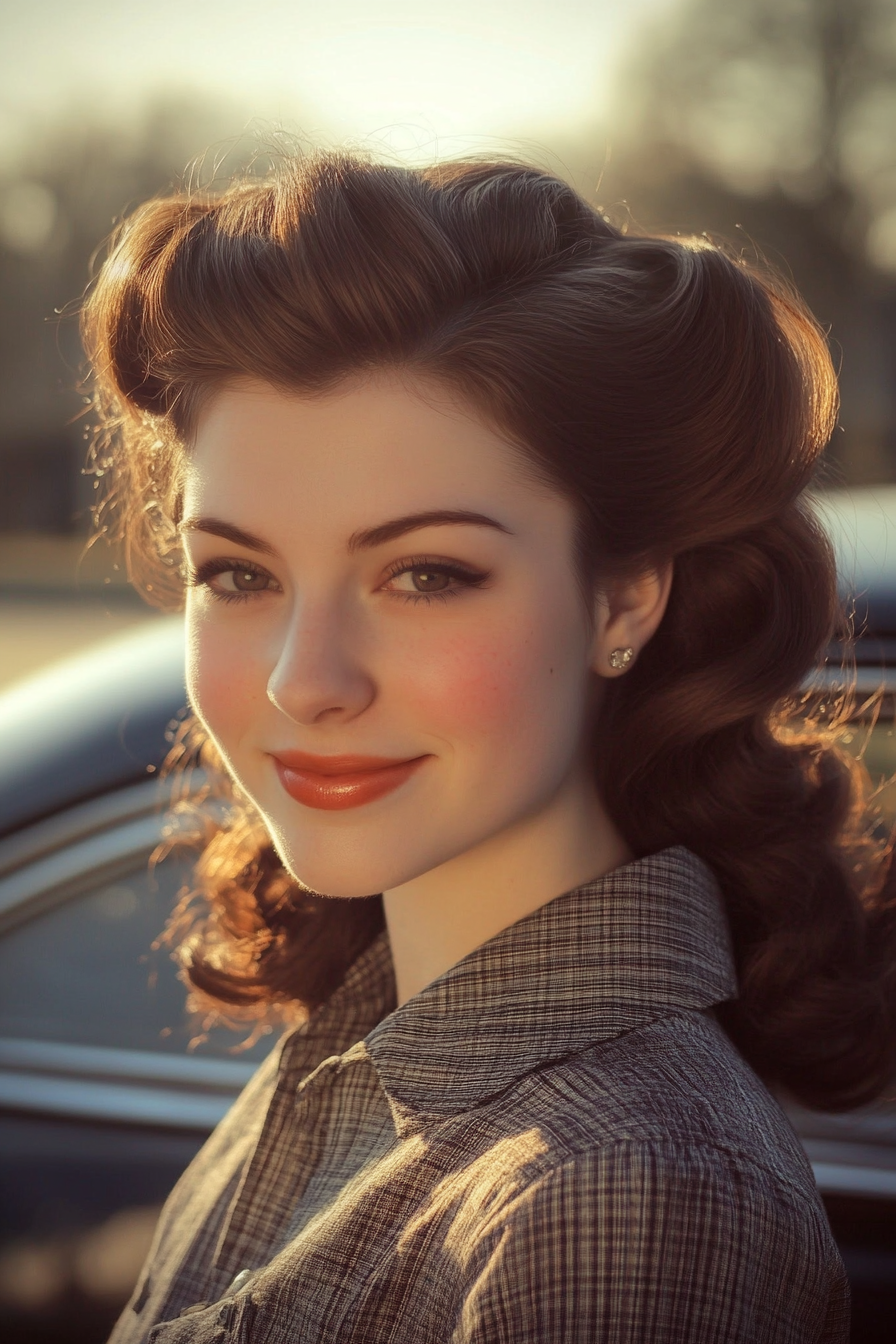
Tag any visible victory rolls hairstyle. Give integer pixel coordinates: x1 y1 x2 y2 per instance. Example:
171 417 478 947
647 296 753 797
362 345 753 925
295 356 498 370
83 151 896 1112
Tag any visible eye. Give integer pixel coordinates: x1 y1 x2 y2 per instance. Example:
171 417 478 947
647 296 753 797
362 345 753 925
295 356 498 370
394 568 452 593
188 558 281 602
218 567 273 593
382 557 489 602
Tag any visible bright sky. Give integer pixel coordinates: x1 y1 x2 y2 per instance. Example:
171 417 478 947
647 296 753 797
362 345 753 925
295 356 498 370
1 0 676 152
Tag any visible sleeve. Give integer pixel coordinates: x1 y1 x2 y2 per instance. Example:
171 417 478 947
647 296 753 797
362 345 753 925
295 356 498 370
451 1140 850 1344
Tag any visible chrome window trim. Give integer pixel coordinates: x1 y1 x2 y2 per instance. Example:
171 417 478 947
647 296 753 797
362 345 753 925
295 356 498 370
0 778 164 880
0 1037 260 1089
0 771 226 935
786 1101 896 1148
0 811 167 934
810 1162 896 1200
0 1037 260 1132
803 666 896 700
0 1069 237 1131
0 774 213 882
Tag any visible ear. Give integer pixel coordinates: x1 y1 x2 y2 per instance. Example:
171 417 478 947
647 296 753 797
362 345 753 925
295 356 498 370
590 563 674 677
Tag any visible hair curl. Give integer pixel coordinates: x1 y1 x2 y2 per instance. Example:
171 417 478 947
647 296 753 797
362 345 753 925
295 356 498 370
83 150 896 1111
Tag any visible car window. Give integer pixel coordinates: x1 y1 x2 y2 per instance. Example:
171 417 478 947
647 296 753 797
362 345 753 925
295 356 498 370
0 849 277 1062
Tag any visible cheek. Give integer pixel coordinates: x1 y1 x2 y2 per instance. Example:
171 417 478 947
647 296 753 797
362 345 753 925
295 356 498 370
393 603 585 750
415 644 526 736
185 608 263 747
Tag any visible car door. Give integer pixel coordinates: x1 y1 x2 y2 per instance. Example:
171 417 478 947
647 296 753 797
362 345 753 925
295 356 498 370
0 776 276 1342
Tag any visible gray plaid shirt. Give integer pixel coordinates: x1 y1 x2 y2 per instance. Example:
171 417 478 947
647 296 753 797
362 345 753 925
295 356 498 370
111 847 849 1343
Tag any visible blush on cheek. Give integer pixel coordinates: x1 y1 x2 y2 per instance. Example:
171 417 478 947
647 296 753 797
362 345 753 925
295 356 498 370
400 627 548 742
186 619 257 751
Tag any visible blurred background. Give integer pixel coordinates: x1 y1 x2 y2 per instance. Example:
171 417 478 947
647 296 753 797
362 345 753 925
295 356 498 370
7 0 896 689
5 0 896 687
3 1 896 1339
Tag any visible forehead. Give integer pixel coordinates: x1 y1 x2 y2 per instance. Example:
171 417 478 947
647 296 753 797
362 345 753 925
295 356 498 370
185 373 567 540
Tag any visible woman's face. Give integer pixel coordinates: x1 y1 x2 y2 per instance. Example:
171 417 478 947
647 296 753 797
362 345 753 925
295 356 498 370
182 373 604 898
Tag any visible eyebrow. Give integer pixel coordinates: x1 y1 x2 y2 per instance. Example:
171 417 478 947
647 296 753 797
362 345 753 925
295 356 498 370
178 517 277 556
180 509 512 556
347 510 512 553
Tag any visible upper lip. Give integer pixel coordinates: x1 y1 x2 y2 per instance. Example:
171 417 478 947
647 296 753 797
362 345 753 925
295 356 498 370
270 751 424 775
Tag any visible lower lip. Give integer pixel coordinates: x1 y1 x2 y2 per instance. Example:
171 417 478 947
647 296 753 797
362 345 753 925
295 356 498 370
273 757 427 811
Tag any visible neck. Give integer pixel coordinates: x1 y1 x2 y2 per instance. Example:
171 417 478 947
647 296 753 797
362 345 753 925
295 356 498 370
382 772 630 1006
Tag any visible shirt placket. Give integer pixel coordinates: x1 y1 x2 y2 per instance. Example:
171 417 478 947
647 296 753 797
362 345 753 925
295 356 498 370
212 1044 344 1280
208 936 398 1284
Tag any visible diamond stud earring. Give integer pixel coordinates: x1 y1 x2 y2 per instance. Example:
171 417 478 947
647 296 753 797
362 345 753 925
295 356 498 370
609 647 634 670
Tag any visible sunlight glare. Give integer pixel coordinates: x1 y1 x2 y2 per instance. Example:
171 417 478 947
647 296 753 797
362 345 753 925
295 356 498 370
0 1 676 143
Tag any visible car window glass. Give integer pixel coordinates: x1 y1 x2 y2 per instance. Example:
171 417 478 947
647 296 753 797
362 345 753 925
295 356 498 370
0 849 277 1061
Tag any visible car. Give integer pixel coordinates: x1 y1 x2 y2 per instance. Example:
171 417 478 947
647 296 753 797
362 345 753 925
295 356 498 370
0 616 279 1343
1 490 895 1344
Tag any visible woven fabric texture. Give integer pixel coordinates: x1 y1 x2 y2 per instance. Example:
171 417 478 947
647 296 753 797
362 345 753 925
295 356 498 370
109 846 850 1343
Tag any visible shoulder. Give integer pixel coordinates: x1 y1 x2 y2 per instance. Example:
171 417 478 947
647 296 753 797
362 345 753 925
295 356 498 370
506 1011 815 1190
501 1134 827 1245
455 1136 848 1344
446 1014 849 1341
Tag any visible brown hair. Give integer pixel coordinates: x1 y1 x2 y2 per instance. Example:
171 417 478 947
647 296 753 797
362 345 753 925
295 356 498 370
83 150 896 1110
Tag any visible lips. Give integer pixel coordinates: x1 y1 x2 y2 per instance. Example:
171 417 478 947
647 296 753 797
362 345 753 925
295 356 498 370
271 751 428 811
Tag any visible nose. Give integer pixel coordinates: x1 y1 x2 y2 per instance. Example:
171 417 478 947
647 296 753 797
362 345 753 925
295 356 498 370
266 596 376 726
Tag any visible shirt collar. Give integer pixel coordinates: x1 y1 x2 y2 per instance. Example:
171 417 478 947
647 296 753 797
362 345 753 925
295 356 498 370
362 846 736 1128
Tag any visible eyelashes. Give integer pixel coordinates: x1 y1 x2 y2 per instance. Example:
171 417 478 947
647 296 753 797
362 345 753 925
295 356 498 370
381 555 491 603
186 555 491 606
186 557 281 603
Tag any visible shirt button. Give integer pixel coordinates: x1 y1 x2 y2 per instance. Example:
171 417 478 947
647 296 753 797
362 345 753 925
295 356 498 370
224 1268 256 1295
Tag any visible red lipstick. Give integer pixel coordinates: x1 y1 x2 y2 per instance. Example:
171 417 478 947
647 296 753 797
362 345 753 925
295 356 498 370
271 751 427 811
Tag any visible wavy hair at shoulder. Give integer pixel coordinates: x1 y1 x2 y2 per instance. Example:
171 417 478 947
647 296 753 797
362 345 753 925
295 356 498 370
82 149 896 1110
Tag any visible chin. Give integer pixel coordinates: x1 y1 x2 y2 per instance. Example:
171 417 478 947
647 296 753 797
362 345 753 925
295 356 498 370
266 816 478 900
268 830 431 899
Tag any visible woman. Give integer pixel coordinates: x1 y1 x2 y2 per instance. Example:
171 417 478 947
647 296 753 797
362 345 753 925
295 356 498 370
82 152 893 1342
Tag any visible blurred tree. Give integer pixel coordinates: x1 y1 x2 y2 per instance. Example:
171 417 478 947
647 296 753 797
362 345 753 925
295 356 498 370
602 0 896 483
0 95 257 531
